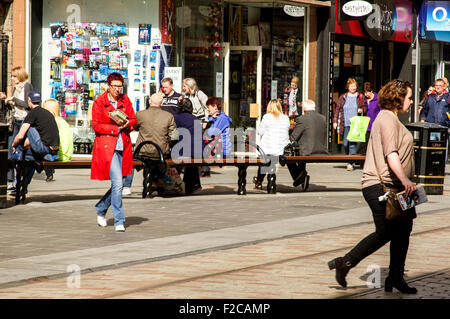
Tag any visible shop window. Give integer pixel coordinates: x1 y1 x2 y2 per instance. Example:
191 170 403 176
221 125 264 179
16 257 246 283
419 41 441 97
175 0 224 98
41 0 158 154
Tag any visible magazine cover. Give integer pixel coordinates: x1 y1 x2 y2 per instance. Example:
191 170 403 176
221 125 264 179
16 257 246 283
397 185 428 211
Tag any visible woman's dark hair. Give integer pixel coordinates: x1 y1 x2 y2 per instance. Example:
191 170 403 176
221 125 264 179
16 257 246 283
107 72 124 85
179 98 193 113
363 82 373 92
206 96 222 111
378 79 412 111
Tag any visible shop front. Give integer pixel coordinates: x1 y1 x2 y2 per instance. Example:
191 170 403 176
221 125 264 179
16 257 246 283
175 1 330 139
32 0 164 155
329 0 414 153
30 0 328 155
417 1 450 116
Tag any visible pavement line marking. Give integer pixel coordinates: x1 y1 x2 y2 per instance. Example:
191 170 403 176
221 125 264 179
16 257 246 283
96 225 450 299
0 210 448 290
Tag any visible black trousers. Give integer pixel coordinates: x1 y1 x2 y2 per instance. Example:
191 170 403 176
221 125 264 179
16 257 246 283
286 162 306 182
346 183 414 270
183 166 201 191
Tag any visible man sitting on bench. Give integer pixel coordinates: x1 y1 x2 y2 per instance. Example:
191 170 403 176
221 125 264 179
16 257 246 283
11 89 59 186
287 99 328 187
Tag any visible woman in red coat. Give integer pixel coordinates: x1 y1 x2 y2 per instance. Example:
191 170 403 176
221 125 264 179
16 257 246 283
91 73 137 232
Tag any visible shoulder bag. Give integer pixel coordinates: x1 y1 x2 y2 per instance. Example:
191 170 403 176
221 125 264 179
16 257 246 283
377 173 416 221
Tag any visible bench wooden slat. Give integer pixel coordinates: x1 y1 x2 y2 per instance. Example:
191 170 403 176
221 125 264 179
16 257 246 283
39 158 267 169
285 155 365 163
166 158 267 166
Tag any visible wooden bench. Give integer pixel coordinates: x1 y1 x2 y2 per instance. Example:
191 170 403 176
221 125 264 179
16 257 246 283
132 141 269 198
10 140 269 204
278 154 366 192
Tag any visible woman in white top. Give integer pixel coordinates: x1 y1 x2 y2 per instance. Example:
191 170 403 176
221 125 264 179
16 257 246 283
254 99 290 192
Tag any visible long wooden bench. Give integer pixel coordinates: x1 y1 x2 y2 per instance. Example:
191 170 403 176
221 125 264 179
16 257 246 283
10 140 270 204
278 154 366 192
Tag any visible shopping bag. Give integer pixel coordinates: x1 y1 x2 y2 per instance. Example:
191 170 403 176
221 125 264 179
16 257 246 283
347 114 370 142
159 168 185 195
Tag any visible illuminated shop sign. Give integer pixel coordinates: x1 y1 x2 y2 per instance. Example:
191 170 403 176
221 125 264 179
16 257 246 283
342 1 373 17
425 1 450 31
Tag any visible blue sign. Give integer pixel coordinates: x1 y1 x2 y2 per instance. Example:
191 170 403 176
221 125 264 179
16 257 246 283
419 1 450 42
426 1 450 31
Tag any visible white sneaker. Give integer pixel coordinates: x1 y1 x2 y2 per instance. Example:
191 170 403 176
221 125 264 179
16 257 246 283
122 187 131 195
346 164 354 171
115 224 125 232
97 215 107 227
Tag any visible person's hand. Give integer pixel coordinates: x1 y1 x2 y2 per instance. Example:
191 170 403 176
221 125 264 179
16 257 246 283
119 119 129 130
202 122 207 130
402 178 417 197
109 112 126 127
0 92 6 100
357 108 362 114
5 97 13 104
333 123 337 130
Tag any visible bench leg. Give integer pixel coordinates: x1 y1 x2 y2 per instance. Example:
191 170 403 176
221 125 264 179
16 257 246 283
237 166 247 195
15 161 27 205
267 174 277 194
142 166 152 198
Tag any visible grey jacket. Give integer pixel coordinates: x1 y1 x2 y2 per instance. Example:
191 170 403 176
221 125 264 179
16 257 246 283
291 111 328 156
135 106 178 158
187 90 208 122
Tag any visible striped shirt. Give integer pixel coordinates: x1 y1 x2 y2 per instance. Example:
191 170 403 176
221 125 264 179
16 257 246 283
343 95 358 127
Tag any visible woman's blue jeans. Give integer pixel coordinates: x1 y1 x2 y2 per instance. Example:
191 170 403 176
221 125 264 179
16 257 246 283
95 150 125 227
343 126 358 166
7 119 23 181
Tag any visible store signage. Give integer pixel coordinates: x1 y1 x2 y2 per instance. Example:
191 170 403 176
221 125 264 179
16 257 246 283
164 67 182 93
425 1 450 31
342 1 373 17
343 51 353 67
363 0 395 41
283 5 305 18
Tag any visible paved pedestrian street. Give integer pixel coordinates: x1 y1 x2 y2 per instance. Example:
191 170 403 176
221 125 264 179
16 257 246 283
0 164 449 300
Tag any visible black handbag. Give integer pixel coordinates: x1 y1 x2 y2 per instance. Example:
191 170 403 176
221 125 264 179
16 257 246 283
283 142 299 156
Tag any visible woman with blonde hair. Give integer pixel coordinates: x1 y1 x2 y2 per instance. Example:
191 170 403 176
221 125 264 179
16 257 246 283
253 99 290 193
43 99 74 162
181 77 208 123
1 66 33 188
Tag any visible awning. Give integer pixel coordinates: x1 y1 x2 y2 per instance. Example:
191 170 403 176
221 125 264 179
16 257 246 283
225 0 331 8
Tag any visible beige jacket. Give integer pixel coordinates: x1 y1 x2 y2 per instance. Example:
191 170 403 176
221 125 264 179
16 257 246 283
135 106 178 158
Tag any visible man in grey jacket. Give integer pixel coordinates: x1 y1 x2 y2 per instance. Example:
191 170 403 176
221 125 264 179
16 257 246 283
287 99 328 187
135 93 179 158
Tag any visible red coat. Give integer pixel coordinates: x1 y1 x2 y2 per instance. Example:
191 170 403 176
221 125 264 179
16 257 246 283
90 92 137 181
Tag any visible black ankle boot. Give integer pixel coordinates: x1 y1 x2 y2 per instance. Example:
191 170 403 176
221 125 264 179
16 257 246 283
267 174 276 194
384 268 417 294
328 257 352 288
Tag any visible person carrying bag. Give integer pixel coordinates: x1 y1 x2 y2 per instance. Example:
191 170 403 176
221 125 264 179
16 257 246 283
328 79 419 294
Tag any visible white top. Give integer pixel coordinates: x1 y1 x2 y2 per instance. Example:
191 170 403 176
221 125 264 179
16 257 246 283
257 113 290 156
